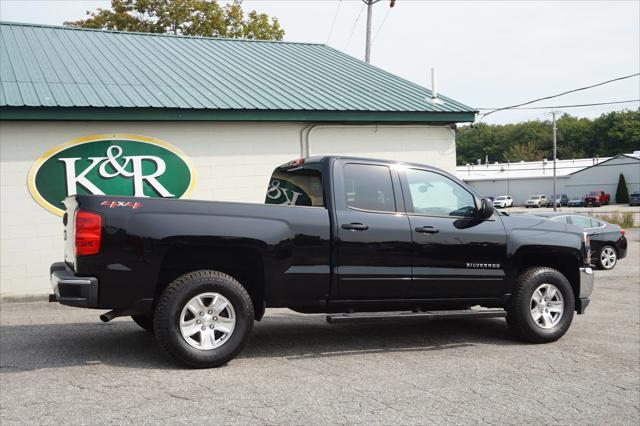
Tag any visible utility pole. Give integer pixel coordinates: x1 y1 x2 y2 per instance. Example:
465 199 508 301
363 0 395 63
364 0 374 63
552 111 557 211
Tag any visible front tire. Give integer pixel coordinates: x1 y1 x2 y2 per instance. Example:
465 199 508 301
154 270 254 368
597 245 617 270
507 267 575 343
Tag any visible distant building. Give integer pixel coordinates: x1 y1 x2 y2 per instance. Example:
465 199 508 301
457 153 640 205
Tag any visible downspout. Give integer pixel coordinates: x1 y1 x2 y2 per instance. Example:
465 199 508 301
299 123 318 157
305 124 381 157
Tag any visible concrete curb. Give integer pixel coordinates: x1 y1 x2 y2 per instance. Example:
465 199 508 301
1 294 49 303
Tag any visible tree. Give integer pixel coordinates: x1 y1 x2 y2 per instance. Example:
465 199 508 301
504 141 543 162
615 173 629 204
456 110 640 165
64 0 285 40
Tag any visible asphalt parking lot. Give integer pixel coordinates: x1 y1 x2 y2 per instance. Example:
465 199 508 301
1 230 639 425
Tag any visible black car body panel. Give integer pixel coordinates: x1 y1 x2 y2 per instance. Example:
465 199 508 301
53 156 594 316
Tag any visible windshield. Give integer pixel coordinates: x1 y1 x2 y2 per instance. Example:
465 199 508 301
588 191 600 196
495 196 506 200
529 196 539 200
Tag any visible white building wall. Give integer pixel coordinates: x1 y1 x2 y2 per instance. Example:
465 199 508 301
564 156 640 202
308 125 456 172
466 155 640 205
466 177 569 206
0 120 455 297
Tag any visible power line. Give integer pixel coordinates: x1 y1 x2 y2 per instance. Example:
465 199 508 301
479 73 640 118
326 0 342 44
344 2 365 50
476 99 640 111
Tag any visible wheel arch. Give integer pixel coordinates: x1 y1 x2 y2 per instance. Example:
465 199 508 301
508 246 581 311
156 243 267 321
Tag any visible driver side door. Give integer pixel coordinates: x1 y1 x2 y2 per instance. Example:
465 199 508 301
399 167 508 299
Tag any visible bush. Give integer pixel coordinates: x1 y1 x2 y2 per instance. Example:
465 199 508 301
593 211 635 228
615 173 629 204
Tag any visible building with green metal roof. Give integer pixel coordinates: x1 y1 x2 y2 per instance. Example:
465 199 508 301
0 21 476 297
0 21 475 122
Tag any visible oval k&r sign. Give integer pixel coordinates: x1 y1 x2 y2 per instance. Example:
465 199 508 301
28 134 196 216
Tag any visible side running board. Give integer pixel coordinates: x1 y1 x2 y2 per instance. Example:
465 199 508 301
326 309 506 324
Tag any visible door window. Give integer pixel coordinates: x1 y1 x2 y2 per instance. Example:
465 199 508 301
570 216 598 229
343 164 396 212
551 216 570 224
405 169 476 217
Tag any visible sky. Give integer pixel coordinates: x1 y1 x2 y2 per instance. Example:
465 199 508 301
0 0 638 124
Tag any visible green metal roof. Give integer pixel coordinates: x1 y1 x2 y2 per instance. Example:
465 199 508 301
0 22 476 122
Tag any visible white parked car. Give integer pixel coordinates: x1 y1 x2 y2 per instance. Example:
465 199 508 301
525 194 548 208
493 195 513 208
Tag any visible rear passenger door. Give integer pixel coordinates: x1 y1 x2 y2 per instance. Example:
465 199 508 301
333 160 413 300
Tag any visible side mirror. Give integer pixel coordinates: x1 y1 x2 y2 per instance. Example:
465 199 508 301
478 198 495 219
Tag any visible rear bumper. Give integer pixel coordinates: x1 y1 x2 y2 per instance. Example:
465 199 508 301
576 266 594 314
616 236 628 260
50 262 98 308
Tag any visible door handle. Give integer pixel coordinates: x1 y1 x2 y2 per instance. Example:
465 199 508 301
415 225 439 234
341 222 369 231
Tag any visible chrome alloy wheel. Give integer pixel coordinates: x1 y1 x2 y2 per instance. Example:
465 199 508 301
530 283 564 329
179 292 236 350
600 247 617 269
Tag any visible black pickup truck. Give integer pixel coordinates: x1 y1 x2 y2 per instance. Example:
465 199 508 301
50 156 594 368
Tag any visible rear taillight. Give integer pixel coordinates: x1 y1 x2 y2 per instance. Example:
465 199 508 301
75 211 102 256
620 229 625 236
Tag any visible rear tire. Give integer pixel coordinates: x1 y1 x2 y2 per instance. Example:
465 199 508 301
154 270 254 368
507 267 574 343
596 245 617 270
131 314 154 332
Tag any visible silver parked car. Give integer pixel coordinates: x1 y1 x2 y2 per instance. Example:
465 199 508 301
525 194 547 208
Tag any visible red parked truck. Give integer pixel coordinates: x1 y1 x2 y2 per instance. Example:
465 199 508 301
583 191 610 207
